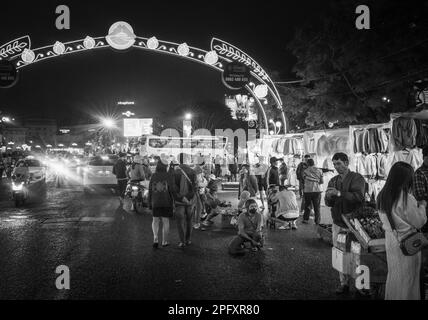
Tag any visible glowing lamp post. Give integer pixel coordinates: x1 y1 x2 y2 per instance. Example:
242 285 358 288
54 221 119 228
102 118 115 129
269 119 282 135
183 113 192 138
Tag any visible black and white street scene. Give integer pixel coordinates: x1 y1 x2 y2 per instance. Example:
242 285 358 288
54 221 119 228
1 0 428 302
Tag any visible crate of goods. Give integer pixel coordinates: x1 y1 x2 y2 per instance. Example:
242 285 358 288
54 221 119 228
220 208 238 229
348 241 387 283
317 224 333 245
342 206 385 253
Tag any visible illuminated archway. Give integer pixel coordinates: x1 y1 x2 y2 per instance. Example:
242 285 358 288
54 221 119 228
0 21 286 133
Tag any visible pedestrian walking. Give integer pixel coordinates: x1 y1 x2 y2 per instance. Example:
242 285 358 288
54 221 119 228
377 161 427 300
325 152 365 295
148 160 176 248
113 152 128 205
302 159 323 225
253 156 269 210
296 155 311 214
193 164 207 229
172 157 197 248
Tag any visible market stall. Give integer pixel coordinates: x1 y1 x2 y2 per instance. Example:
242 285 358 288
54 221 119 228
246 133 304 187
332 206 387 298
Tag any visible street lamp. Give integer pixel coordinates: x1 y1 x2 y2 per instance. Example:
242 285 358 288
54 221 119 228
269 119 281 135
101 118 115 128
185 113 192 120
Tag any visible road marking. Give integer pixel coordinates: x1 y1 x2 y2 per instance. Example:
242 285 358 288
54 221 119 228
79 217 114 222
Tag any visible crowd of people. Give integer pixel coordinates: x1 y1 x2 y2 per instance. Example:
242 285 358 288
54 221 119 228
3 144 426 300
114 146 428 300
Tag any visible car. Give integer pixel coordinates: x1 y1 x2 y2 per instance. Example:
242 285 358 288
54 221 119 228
82 154 119 193
12 157 47 183
11 157 47 205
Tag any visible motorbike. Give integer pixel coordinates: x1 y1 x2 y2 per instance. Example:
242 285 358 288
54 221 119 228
11 174 29 207
125 180 149 212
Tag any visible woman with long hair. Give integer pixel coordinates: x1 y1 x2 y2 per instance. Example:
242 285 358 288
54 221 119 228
377 161 427 300
148 160 177 248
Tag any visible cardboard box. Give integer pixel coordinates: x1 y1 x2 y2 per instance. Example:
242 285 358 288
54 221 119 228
332 247 352 275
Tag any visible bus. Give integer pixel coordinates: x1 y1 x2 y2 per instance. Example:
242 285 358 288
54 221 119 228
145 135 228 163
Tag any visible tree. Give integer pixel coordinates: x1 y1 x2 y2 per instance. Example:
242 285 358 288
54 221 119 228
281 0 428 128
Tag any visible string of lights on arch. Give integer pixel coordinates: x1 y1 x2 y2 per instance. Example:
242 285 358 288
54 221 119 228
0 21 286 133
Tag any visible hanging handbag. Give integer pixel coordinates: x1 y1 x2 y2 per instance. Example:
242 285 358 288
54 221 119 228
385 210 428 256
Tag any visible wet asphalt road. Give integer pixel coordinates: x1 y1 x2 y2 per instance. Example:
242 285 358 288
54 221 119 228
0 170 347 300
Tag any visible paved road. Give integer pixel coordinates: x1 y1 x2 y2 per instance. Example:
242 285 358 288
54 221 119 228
0 172 353 300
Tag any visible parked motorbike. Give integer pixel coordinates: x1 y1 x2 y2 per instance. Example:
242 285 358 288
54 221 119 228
125 180 149 212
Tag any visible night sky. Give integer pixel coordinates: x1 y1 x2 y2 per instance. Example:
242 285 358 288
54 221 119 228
0 0 325 123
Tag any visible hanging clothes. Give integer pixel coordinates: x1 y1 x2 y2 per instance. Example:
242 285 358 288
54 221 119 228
376 153 388 180
353 129 365 153
365 154 378 179
415 119 428 148
317 135 331 157
377 128 390 153
271 139 279 154
392 118 417 150
276 138 286 154
355 154 368 176
406 148 423 170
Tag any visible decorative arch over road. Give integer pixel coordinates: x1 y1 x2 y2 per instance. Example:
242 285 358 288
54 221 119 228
0 21 286 133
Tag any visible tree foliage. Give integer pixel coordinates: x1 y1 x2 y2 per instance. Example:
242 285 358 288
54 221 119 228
281 0 428 129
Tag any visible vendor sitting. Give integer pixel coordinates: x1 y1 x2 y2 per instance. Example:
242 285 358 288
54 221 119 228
201 179 222 227
269 185 299 230
228 199 263 255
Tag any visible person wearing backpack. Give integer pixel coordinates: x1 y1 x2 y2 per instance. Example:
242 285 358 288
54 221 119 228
172 157 197 248
148 160 176 248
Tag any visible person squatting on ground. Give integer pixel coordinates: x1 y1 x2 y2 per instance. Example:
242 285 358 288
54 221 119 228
302 158 323 225
172 158 197 248
325 152 365 295
377 161 427 300
270 185 300 230
148 160 176 248
113 152 128 205
228 199 263 256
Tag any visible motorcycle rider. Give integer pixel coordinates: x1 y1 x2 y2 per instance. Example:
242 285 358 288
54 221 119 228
127 155 147 182
141 156 153 180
